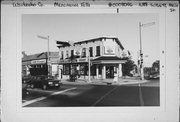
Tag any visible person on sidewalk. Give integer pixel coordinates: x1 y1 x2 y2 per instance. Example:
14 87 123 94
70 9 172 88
113 73 118 82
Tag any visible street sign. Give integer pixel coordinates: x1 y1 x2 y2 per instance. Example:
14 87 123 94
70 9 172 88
77 58 88 62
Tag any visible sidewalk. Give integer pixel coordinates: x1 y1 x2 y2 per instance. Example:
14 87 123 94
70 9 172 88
61 77 148 86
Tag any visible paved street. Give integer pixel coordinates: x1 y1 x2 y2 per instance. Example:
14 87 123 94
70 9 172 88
22 79 159 107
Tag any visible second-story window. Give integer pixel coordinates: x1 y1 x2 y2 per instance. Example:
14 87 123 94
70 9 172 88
66 50 69 58
82 48 86 58
61 51 64 59
71 50 74 57
89 47 93 57
96 46 100 56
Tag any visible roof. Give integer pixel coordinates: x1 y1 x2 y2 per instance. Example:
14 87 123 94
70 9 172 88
22 52 59 62
92 56 128 61
75 37 124 50
57 37 124 50
56 41 71 48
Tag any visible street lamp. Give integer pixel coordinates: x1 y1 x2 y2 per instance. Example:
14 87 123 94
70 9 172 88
139 22 155 80
37 35 50 75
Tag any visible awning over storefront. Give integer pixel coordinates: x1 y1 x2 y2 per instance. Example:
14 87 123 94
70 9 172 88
59 55 89 64
59 58 88 64
22 59 47 66
92 56 127 64
59 56 127 65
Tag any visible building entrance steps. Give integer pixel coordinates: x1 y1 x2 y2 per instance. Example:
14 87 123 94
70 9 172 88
61 76 148 86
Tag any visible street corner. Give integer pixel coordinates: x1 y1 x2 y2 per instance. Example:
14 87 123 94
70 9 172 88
89 81 110 86
117 79 149 85
61 79 89 86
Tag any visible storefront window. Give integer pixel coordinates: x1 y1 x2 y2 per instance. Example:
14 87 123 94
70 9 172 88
80 64 87 75
70 64 77 75
80 64 85 75
99 66 102 75
63 64 70 75
90 65 96 75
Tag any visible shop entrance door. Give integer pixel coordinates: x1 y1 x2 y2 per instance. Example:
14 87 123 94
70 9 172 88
106 66 114 78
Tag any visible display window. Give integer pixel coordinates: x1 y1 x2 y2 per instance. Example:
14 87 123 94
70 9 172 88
63 64 70 75
80 64 88 75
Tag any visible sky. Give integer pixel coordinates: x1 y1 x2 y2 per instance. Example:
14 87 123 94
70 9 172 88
22 14 159 67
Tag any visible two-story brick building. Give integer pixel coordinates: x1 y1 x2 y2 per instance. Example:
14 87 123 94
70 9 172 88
57 37 127 80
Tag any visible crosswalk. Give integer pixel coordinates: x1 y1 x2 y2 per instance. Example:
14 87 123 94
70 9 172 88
22 87 76 107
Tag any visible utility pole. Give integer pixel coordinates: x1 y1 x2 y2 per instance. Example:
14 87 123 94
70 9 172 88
139 22 144 80
139 22 155 80
37 35 50 75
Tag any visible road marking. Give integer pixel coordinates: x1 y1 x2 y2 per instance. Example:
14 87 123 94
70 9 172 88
22 87 76 107
138 84 145 106
27 88 56 93
91 86 118 106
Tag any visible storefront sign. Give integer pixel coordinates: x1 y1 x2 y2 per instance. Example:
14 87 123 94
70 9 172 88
59 59 78 63
31 59 46 64
74 48 82 56
71 59 77 63
92 60 101 64
59 59 70 63
77 58 88 62
104 39 115 55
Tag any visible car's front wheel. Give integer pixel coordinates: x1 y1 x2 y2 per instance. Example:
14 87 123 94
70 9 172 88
42 84 48 90
56 85 60 89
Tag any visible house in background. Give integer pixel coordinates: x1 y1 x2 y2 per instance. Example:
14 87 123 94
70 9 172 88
22 52 59 77
57 37 127 80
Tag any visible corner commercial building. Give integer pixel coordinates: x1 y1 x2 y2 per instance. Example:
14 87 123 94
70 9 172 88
57 37 127 80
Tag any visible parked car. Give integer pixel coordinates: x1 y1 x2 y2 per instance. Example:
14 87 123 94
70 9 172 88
22 80 29 99
28 75 62 90
23 75 34 84
149 73 159 79
145 71 160 80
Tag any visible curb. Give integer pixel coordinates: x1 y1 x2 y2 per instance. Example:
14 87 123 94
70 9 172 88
61 79 149 86
90 80 148 86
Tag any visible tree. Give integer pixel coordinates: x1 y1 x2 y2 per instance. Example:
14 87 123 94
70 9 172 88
122 58 136 77
152 60 160 72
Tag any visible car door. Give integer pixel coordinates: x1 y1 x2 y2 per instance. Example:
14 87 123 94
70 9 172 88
34 76 40 87
40 76 46 87
36 76 43 88
31 76 37 87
